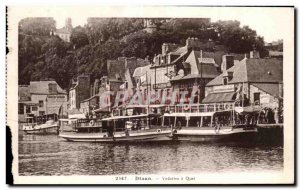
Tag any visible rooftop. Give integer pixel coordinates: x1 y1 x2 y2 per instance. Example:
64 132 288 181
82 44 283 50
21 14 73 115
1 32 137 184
206 58 283 86
29 81 67 94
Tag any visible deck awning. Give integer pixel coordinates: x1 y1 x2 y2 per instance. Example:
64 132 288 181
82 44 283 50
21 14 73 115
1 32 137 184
202 92 236 103
93 106 110 113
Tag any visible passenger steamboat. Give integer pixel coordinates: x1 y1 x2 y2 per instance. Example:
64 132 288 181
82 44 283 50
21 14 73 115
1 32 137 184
59 105 172 142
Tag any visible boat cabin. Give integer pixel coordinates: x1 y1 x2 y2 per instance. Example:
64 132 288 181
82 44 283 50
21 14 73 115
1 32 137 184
163 102 258 129
59 118 103 133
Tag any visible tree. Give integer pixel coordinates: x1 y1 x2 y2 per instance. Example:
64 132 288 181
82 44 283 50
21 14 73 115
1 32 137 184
19 17 56 36
70 26 89 49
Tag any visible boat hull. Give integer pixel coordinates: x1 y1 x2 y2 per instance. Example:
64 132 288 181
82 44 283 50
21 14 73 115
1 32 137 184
23 125 59 135
172 126 258 142
59 130 172 143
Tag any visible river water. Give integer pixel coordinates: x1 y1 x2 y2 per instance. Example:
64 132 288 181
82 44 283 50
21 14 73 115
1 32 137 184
18 133 283 176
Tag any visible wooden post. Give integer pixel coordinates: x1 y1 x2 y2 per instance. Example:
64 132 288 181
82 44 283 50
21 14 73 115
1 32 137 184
210 115 213 127
186 117 189 127
200 116 203 127
162 116 165 127
174 116 177 128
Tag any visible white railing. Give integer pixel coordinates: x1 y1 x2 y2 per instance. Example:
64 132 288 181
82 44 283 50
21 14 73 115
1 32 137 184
166 103 235 113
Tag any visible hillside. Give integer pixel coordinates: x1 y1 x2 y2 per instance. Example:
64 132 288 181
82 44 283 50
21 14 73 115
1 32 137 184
18 18 268 90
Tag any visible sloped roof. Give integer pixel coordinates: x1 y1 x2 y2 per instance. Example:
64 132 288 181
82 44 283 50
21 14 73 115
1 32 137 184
133 65 151 77
107 57 149 81
171 51 189 65
173 46 188 55
206 58 283 86
29 81 67 94
252 83 281 98
246 58 283 83
201 51 225 66
189 50 220 78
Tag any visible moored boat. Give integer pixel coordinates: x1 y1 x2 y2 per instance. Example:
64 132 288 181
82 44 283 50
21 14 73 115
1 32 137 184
22 116 59 135
59 106 172 143
163 103 258 142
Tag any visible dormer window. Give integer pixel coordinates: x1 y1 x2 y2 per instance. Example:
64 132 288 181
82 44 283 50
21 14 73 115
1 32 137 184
48 83 57 94
227 71 233 81
183 62 191 75
223 78 228 85
184 67 191 75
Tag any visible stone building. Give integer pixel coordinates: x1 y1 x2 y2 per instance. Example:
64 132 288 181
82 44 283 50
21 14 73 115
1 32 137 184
18 81 68 122
69 74 91 110
204 57 283 110
133 37 227 104
91 57 149 115
170 50 220 103
52 18 73 42
79 79 101 116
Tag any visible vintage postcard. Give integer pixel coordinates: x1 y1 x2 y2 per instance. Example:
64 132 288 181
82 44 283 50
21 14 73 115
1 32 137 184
6 6 295 185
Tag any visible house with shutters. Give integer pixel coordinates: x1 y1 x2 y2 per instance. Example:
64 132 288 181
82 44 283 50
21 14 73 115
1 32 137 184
18 80 68 122
133 37 247 105
204 57 283 110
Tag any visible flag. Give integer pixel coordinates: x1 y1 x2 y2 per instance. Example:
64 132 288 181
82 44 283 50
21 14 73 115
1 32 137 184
120 81 128 90
120 82 126 90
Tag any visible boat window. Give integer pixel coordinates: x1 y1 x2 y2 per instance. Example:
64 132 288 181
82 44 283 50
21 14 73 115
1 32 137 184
26 106 31 113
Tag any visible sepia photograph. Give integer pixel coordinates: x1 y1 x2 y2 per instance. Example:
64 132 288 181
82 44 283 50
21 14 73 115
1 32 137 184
6 6 294 185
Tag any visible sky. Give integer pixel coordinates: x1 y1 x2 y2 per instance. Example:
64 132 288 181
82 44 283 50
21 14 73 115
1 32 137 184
51 7 290 43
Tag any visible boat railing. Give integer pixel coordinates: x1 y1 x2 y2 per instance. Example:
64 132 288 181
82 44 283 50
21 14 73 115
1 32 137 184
166 103 235 113
76 119 102 128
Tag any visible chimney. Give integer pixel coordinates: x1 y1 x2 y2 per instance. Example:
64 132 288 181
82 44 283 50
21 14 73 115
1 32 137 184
221 55 234 72
186 37 201 50
94 79 100 95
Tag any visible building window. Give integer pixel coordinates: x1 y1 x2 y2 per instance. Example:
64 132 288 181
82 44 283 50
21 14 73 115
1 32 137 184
254 92 260 105
39 100 44 107
223 78 228 85
18 103 24 114
32 106 38 111
39 111 45 116
26 106 31 113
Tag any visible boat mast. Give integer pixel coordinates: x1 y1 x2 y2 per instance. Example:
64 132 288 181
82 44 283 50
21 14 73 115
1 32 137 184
146 71 150 127
200 50 203 104
242 82 244 107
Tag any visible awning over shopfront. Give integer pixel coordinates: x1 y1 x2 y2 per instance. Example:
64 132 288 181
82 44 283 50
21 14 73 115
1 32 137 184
202 92 236 103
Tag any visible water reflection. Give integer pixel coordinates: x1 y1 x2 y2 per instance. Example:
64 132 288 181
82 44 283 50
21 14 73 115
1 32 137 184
18 133 283 176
